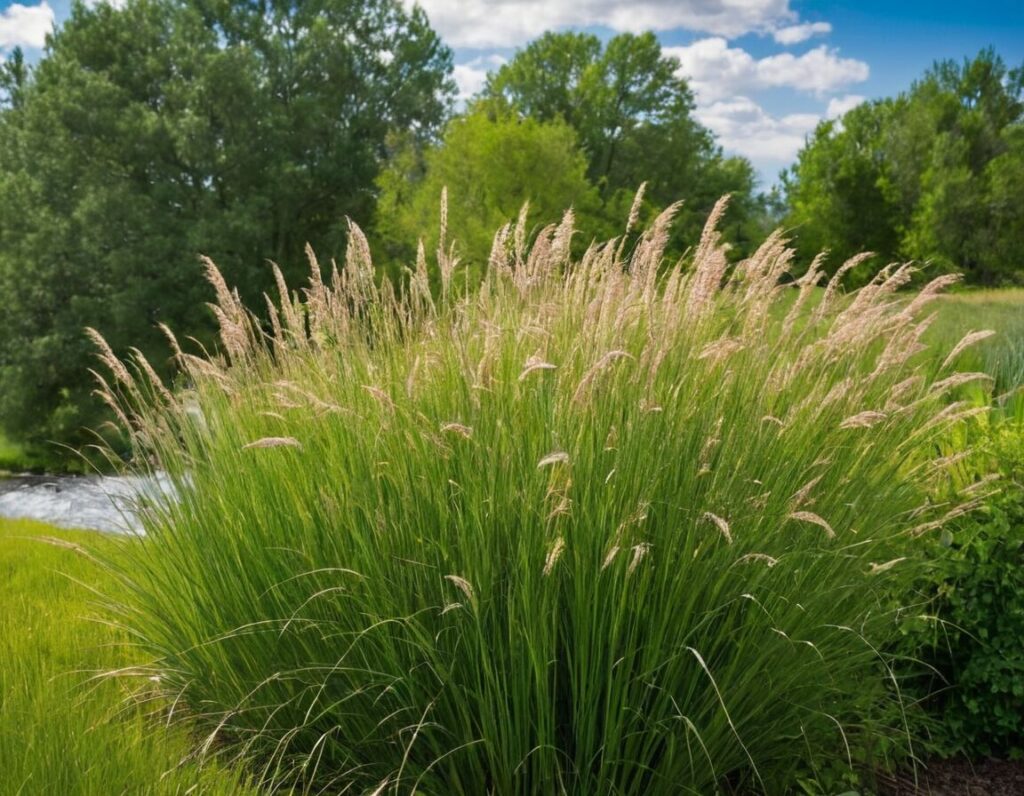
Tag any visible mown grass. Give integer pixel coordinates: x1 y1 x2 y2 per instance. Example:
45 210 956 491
0 518 256 795
88 200 999 794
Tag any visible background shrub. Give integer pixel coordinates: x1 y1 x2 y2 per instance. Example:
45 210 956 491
902 417 1024 758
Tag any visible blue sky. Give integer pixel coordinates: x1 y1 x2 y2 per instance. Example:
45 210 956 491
2 1 1023 187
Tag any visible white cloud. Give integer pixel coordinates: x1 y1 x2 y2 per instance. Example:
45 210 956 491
757 47 869 94
772 21 831 45
669 39 866 176
453 54 507 102
695 96 819 164
0 1 54 50
411 0 795 48
667 37 868 102
826 93 865 119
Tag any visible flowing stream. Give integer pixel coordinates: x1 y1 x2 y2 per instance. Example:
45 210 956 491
0 473 171 533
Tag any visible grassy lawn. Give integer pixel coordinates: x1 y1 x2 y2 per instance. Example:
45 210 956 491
0 518 255 795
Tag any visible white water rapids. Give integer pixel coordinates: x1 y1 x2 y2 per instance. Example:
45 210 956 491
0 473 172 533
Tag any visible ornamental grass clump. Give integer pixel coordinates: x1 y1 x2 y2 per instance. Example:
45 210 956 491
96 194 993 794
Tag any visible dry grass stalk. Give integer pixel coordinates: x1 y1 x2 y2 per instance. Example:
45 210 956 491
625 182 647 236
440 422 473 439
543 537 567 575
242 437 302 450
733 553 778 568
941 329 997 369
868 558 907 575
840 411 887 430
363 385 396 413
703 512 733 545
444 574 474 601
789 475 824 509
538 451 570 469
930 372 994 394
519 355 557 381
788 511 836 539
572 350 634 405
627 542 651 574
86 327 134 388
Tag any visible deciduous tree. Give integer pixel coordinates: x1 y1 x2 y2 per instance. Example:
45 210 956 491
0 0 453 462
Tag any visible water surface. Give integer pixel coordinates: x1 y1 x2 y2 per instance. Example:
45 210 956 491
0 473 169 533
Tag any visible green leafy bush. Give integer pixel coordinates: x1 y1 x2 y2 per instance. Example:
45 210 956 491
903 420 1024 758
99 200 980 793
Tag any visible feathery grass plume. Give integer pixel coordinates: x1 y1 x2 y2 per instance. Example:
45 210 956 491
127 347 174 405
840 410 888 430
868 558 907 575
734 553 779 568
440 422 473 439
537 451 570 469
625 181 646 236
487 222 513 275
702 512 733 545
685 195 731 320
789 474 823 509
941 329 997 370
571 350 634 405
241 437 302 450
93 193 984 795
813 251 875 324
543 537 567 575
781 251 827 337
513 200 530 268
930 372 994 394
85 327 134 388
788 511 837 539
518 355 557 381
627 542 651 574
632 200 683 304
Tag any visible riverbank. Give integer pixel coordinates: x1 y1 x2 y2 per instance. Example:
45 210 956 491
0 431 28 473
0 430 112 476
0 516 255 795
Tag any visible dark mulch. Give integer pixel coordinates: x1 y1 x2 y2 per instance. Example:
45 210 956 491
876 758 1024 796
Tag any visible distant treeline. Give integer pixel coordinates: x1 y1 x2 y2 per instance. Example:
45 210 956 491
783 49 1024 286
0 0 1020 465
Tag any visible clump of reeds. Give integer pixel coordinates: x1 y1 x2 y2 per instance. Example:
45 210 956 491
95 192 994 794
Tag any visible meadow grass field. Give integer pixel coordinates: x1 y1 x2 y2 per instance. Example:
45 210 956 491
4 234 1019 786
0 518 254 795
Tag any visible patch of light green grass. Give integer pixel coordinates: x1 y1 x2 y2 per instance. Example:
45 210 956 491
931 288 1024 394
0 518 258 795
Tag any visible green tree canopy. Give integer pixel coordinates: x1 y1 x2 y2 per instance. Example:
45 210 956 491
784 49 1024 285
0 0 453 463
482 31 762 254
375 102 598 271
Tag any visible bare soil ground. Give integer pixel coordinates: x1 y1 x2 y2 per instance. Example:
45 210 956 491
877 758 1024 795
